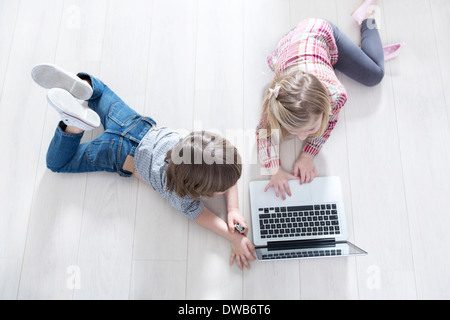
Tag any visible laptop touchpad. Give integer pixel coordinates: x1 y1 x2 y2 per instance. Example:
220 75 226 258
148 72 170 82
287 180 313 204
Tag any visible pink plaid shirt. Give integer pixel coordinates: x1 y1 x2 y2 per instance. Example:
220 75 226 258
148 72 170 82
257 18 347 171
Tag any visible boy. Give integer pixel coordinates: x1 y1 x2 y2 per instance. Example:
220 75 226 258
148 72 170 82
32 64 255 270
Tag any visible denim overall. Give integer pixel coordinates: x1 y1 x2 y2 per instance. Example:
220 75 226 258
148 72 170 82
46 73 156 177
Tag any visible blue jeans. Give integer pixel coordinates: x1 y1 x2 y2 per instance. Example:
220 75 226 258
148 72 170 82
328 19 385 87
46 73 156 177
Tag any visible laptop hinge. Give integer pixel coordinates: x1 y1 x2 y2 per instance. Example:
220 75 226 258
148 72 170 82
266 239 336 251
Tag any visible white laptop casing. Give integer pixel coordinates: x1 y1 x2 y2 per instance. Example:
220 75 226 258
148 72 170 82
249 176 349 247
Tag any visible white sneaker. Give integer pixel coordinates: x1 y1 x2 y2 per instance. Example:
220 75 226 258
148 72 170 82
47 88 101 131
31 63 93 100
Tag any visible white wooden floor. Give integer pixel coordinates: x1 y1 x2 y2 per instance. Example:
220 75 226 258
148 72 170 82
1 0 450 300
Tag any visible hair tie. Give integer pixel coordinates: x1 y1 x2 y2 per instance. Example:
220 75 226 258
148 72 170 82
269 85 281 99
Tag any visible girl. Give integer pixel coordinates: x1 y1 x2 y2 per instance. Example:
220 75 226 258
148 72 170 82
257 0 403 199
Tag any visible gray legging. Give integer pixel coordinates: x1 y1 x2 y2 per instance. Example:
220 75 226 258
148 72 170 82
328 19 385 87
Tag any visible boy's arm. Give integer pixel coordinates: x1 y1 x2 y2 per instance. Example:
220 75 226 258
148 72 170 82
225 184 240 213
194 207 235 241
195 207 255 270
224 184 248 234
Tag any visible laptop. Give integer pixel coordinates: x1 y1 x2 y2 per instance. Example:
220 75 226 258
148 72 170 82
249 176 367 261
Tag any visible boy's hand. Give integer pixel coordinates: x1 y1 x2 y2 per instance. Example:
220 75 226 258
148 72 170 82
227 209 248 235
294 152 317 184
230 234 256 270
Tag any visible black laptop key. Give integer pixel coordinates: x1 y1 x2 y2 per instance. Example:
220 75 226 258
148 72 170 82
257 203 340 240
287 205 314 212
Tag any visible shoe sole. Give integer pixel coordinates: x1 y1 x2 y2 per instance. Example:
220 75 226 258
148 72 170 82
47 88 100 131
31 63 93 100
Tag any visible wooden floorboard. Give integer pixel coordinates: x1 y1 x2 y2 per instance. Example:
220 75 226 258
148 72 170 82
1 0 449 300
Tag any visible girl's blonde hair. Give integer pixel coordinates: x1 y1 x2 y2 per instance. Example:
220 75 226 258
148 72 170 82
260 70 331 140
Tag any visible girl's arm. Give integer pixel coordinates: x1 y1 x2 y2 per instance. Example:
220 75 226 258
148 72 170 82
256 116 281 172
303 89 347 157
257 116 300 200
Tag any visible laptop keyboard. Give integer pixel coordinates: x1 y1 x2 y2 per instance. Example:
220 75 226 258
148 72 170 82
258 204 340 239
261 248 342 260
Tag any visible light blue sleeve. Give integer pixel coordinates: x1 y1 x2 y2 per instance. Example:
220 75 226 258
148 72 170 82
160 188 205 221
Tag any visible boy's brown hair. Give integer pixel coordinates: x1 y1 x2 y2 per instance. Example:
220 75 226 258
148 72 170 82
165 131 242 200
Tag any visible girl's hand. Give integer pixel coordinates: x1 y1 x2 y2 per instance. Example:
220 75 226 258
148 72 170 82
294 152 317 184
230 234 256 270
264 167 300 200
227 209 248 235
